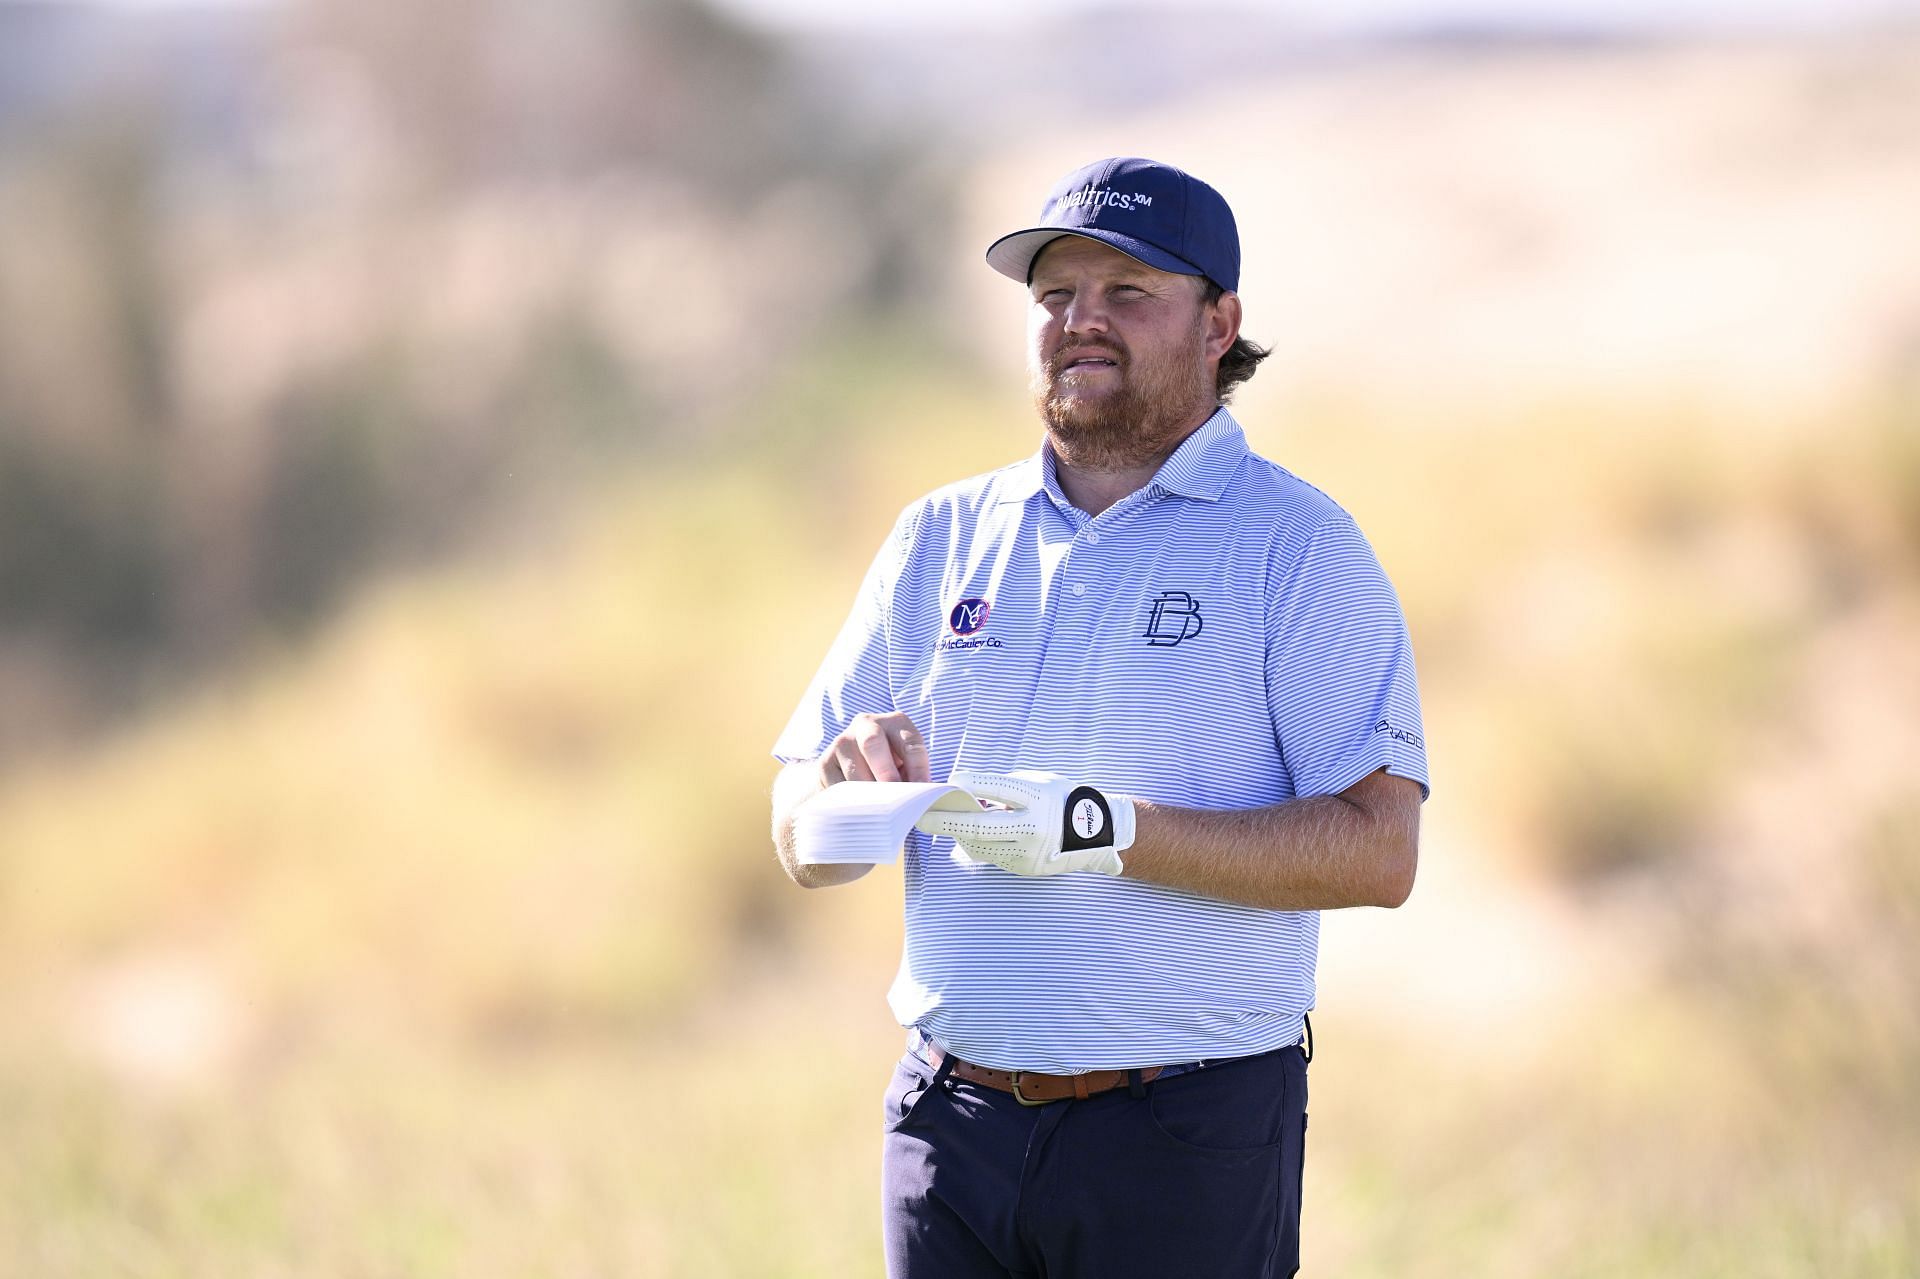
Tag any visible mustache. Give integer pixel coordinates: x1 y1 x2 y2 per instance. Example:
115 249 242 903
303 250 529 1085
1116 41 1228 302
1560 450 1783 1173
1048 342 1127 376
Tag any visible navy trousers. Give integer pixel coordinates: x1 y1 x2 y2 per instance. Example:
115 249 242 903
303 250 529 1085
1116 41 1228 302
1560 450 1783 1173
881 1044 1308 1278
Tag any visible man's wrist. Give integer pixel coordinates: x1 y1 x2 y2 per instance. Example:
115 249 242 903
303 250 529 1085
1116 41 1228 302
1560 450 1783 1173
1110 793 1138 854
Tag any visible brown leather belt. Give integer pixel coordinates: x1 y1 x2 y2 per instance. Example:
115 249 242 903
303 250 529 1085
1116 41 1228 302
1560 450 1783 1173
918 1039 1175 1107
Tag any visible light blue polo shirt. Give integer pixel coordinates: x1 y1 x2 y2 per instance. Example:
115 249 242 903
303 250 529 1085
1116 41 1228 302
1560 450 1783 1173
774 408 1428 1072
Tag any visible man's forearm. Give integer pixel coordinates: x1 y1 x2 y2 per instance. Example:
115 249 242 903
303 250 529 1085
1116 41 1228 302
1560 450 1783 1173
1121 770 1420 911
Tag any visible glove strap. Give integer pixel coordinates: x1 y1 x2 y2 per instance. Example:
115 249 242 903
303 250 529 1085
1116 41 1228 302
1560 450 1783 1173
1059 786 1136 859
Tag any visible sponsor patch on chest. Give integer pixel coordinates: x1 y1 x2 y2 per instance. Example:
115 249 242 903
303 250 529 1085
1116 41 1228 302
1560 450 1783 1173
1142 590 1205 647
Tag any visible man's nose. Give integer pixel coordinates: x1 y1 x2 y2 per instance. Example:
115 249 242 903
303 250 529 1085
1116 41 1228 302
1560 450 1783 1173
1062 291 1109 336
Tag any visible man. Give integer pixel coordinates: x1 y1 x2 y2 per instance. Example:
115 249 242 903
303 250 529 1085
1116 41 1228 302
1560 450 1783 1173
770 156 1428 1279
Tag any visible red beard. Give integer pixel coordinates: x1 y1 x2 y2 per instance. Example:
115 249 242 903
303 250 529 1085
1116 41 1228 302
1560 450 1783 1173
1031 324 1216 471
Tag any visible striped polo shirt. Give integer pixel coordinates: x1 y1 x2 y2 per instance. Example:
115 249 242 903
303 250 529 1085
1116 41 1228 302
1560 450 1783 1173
774 407 1428 1073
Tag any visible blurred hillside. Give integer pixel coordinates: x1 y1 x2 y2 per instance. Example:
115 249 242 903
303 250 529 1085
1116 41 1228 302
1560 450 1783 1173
0 10 1917 1275
2 334 1914 1274
0 0 938 762
956 34 1920 415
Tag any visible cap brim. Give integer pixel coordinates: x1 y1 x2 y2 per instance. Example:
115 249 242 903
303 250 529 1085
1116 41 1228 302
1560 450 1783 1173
984 227 1206 286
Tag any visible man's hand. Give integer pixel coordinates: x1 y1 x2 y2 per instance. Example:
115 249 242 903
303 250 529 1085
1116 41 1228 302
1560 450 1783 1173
818 712 931 786
774 713 930 888
915 770 1135 878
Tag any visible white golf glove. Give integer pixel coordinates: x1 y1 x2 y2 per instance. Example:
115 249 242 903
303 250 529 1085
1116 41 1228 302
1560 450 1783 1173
915 770 1136 877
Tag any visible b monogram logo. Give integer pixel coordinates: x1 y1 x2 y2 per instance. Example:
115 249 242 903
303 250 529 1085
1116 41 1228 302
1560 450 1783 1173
1143 591 1204 647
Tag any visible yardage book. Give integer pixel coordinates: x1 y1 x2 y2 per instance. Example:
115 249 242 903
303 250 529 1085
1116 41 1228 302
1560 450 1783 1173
793 781 982 866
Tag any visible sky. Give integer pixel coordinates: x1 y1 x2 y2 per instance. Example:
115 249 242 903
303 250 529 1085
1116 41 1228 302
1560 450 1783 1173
15 0 1918 30
713 0 1920 34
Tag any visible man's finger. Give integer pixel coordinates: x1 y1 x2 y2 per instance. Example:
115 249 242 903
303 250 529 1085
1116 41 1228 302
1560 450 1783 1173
917 809 1024 841
852 720 900 782
887 720 931 783
838 742 874 781
948 771 1030 809
915 811 968 838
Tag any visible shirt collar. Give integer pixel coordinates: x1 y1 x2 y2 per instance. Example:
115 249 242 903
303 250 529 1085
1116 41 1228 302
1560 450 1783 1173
995 406 1248 507
993 454 1047 506
1148 406 1247 502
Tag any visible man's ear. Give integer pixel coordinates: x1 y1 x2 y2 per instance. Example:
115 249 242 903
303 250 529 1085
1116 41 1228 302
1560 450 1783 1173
1206 290 1242 364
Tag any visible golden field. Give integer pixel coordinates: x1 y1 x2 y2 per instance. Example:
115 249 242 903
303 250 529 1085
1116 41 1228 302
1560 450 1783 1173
3 330 1917 1273
1 17 1917 1276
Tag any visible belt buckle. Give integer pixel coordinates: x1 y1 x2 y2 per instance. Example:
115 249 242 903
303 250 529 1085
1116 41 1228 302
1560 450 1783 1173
1008 1070 1049 1107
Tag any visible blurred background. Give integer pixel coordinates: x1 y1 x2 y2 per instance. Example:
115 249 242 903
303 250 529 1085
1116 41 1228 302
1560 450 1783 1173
0 0 1916 1273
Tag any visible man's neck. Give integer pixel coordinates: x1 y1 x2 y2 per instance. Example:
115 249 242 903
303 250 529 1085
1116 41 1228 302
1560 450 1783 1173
1050 406 1218 517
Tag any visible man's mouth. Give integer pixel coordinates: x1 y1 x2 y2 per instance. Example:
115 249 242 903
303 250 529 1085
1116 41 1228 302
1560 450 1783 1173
1058 350 1122 373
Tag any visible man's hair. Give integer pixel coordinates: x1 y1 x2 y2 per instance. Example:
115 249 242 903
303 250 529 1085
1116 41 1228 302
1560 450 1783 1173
1201 281 1271 404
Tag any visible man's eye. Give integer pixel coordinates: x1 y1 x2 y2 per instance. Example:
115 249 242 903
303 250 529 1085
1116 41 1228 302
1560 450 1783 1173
1036 289 1070 304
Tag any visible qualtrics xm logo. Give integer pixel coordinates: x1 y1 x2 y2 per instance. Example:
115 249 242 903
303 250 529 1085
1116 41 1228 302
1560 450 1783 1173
948 598 991 636
1058 186 1154 214
1143 591 1204 647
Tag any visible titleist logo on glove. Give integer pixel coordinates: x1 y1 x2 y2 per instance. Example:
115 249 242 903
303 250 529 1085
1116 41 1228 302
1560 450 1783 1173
914 770 1136 878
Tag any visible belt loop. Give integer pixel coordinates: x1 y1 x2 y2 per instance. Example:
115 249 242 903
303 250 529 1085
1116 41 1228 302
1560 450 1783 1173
920 1031 960 1090
1301 1013 1314 1066
1126 1068 1146 1099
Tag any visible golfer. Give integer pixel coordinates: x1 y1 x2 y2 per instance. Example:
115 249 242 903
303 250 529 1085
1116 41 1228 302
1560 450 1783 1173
772 156 1429 1278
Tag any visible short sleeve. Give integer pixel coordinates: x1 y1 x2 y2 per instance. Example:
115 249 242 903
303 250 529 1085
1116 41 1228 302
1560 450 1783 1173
770 504 920 764
1265 516 1429 800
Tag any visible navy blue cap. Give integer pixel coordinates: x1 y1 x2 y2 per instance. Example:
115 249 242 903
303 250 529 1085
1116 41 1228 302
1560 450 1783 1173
985 156 1240 294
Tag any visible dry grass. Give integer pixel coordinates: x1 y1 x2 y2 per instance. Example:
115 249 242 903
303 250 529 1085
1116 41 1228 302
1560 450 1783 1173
0 334 1916 1275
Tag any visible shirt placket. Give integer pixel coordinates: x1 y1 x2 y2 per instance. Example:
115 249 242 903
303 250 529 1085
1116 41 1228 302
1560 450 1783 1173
1016 490 1155 766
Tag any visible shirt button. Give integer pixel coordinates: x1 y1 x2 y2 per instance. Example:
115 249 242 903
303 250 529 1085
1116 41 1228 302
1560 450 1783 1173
1071 582 1087 597
1086 530 1101 544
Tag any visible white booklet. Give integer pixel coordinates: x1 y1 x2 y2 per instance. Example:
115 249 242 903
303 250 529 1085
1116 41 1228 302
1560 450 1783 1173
793 781 982 866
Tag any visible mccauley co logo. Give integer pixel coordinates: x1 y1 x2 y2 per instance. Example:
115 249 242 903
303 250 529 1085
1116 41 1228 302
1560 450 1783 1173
1057 186 1154 214
948 598 991 635
937 635 1002 652
938 597 1003 653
